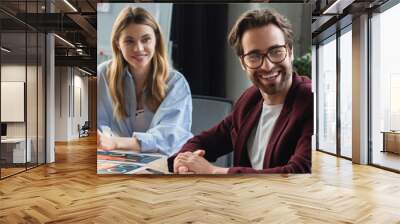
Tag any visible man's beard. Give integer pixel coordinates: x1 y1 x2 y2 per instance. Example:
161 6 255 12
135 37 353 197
254 68 292 95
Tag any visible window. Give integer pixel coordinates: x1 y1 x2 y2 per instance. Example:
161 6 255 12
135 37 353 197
317 35 337 154
370 2 400 171
339 27 352 158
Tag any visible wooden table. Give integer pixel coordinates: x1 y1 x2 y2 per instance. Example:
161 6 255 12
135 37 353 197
381 131 400 154
1 138 32 164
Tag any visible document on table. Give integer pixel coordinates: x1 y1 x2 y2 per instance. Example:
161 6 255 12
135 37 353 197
97 161 142 174
97 150 164 174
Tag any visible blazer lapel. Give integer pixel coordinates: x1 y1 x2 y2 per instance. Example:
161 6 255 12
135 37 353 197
263 73 299 168
235 99 263 166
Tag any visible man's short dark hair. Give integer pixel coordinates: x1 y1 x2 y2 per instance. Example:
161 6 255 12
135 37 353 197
228 8 294 56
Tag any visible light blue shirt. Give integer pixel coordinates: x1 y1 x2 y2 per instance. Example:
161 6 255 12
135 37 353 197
97 61 193 156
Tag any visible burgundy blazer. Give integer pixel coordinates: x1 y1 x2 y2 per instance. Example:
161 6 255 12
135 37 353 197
168 73 313 174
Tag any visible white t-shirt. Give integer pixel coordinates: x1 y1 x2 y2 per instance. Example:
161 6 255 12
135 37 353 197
247 103 283 170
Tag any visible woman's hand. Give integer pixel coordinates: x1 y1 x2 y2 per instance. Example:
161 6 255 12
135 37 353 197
97 130 141 152
97 130 117 150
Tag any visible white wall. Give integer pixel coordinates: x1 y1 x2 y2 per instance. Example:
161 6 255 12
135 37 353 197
224 3 311 102
1 65 26 140
54 67 89 141
55 67 68 141
1 65 38 136
72 72 89 138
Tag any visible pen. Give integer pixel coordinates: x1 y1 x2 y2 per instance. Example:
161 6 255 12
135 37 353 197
145 168 164 174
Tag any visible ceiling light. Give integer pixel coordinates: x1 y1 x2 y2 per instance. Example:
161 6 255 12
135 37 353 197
323 0 341 14
54 34 75 48
63 0 78 12
76 49 85 55
322 0 355 15
1 47 11 53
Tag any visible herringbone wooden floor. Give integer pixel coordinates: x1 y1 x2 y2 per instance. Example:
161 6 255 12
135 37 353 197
0 135 399 223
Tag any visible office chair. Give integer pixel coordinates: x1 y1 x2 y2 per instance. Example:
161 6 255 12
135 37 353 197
79 121 90 138
191 95 233 167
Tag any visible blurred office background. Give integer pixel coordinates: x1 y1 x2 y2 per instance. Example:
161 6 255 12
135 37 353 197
97 3 311 102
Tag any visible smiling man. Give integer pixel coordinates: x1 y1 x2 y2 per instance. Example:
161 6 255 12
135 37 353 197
168 8 312 174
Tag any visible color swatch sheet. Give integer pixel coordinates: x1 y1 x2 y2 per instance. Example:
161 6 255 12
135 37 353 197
97 150 162 174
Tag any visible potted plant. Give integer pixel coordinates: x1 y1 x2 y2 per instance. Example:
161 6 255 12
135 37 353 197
293 48 311 78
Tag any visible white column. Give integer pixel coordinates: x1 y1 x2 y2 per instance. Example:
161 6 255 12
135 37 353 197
312 45 317 150
46 32 55 163
352 14 369 164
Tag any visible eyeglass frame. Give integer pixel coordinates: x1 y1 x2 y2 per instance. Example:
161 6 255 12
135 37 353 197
240 44 288 69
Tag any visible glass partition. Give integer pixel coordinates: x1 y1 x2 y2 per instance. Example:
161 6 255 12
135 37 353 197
0 0 46 179
0 7 28 177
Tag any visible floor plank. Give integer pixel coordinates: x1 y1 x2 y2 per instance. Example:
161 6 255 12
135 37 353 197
0 135 399 223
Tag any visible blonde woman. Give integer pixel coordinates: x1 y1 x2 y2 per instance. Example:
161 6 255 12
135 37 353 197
97 7 192 156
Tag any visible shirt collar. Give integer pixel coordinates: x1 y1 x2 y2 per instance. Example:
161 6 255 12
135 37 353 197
123 66 133 80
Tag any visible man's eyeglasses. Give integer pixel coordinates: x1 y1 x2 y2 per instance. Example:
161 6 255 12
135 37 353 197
241 45 287 69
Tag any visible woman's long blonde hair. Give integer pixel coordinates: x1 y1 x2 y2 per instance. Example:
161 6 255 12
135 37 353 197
108 6 169 120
